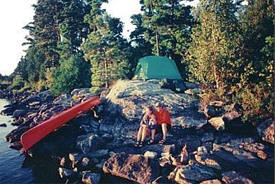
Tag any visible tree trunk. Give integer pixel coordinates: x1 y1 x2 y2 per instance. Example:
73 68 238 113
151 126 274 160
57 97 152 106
103 48 108 88
170 0 174 29
212 22 219 90
156 31 160 56
213 64 219 90
104 59 108 88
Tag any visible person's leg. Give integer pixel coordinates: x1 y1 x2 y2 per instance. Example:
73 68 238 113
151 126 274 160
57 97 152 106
141 126 147 142
151 128 156 141
161 123 167 141
136 126 143 142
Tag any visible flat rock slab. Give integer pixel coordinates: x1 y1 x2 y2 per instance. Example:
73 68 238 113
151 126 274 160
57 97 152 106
222 171 254 184
103 153 160 183
169 163 217 183
105 80 206 129
82 171 101 184
257 118 274 144
200 179 222 184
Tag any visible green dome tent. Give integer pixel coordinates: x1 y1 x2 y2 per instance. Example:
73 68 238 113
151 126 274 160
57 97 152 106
134 56 182 80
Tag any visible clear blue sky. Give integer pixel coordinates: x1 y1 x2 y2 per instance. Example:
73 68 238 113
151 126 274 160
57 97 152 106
0 0 198 76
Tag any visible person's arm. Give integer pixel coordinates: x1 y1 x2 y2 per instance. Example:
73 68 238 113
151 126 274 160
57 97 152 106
140 113 148 125
151 115 157 125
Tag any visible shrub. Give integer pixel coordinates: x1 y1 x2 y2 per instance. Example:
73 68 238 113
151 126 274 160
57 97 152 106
51 55 90 96
9 75 25 90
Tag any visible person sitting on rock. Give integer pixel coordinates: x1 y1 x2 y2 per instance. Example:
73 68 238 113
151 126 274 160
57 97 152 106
135 106 157 147
154 102 171 144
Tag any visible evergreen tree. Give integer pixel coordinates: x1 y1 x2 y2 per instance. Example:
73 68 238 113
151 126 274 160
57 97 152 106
52 18 91 96
128 14 153 77
130 14 153 56
15 0 91 90
14 46 46 87
235 0 274 121
25 0 62 67
51 54 91 95
58 0 89 53
82 1 129 92
19 0 63 90
187 0 242 94
188 0 274 122
136 0 194 78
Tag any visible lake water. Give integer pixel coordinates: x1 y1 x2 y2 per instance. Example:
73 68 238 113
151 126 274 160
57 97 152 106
0 99 34 184
0 99 134 184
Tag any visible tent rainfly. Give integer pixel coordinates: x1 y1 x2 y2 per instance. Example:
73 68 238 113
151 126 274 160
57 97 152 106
134 56 182 80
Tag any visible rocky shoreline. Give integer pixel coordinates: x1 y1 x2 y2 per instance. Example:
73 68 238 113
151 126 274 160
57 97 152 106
0 79 274 184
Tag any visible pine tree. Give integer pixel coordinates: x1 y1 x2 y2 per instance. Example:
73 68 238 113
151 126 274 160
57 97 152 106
82 1 129 92
136 0 194 78
58 0 89 53
26 0 62 67
16 0 91 90
129 14 153 77
234 0 274 121
187 0 242 94
51 54 91 95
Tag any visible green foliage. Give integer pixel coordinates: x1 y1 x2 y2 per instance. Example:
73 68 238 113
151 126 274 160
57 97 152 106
51 55 91 95
188 0 274 123
9 75 25 90
82 4 129 92
135 0 194 78
14 0 91 91
0 74 11 83
233 0 274 121
187 0 242 92
0 74 12 90
24 0 62 67
58 0 89 53
10 0 273 125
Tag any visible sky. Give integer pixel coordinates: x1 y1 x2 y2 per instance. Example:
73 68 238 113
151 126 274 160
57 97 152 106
102 0 141 38
0 0 198 76
0 0 37 76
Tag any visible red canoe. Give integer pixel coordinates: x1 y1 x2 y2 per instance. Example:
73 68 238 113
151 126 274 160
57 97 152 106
20 96 100 152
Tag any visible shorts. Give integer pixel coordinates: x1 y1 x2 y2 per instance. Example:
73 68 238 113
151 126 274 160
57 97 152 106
149 124 157 130
156 124 171 133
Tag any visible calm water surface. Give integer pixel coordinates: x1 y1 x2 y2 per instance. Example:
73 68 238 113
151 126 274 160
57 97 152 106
0 99 134 184
0 99 34 184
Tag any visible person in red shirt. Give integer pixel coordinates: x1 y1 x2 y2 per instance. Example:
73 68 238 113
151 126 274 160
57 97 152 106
154 102 171 144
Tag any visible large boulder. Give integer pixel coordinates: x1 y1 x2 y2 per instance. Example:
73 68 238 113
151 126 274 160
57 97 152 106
13 109 27 118
103 153 160 183
168 163 217 183
222 171 254 184
195 154 222 170
76 133 105 154
211 138 274 183
81 171 101 184
208 117 225 131
105 80 206 129
256 118 274 144
212 138 267 167
200 179 222 184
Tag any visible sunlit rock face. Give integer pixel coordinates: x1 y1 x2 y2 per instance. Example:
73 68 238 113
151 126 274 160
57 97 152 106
105 79 206 129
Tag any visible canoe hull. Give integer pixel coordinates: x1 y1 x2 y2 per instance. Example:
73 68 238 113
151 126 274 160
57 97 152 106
20 96 100 152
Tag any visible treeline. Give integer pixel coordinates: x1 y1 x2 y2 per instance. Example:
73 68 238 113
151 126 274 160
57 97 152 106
187 0 274 122
10 0 274 122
